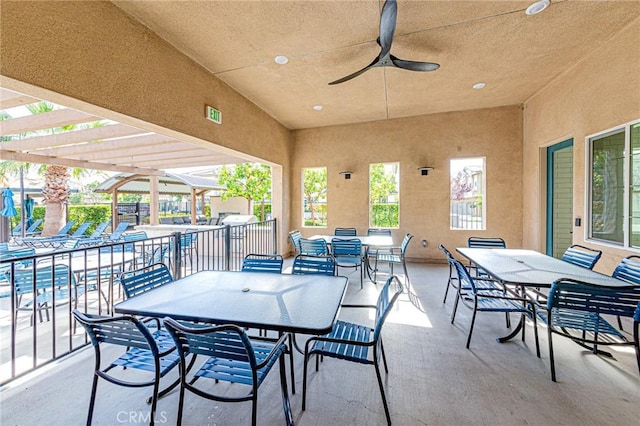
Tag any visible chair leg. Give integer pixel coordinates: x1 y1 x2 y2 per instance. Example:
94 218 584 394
548 325 557 382
443 265 453 303
402 261 410 291
87 373 100 426
465 304 478 349
634 321 640 374
379 339 389 373
251 395 258 426
302 350 311 411
451 290 461 324
617 315 624 331
373 349 392 426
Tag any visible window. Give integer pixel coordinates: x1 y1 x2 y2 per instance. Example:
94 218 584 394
302 167 327 227
369 162 399 228
588 121 640 247
450 157 486 230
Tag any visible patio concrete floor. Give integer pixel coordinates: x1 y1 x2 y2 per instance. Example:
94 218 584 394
1 262 638 425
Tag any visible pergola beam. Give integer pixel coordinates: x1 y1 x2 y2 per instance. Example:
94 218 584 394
0 108 100 136
0 123 146 151
34 133 175 157
0 89 39 109
0 150 164 176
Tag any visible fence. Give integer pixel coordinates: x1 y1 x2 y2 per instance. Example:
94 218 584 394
0 219 276 385
450 200 484 230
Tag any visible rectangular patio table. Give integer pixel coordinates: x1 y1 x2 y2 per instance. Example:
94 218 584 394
455 248 637 344
114 270 349 426
309 234 394 280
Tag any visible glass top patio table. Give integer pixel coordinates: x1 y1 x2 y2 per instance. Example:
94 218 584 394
114 270 349 335
309 234 394 247
455 248 635 288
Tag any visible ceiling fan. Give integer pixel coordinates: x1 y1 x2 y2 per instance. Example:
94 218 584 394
329 0 440 85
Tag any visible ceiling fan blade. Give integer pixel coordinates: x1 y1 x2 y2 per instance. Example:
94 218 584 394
390 55 440 72
328 56 381 85
379 0 397 57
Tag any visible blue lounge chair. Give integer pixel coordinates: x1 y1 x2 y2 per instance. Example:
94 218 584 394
79 222 130 247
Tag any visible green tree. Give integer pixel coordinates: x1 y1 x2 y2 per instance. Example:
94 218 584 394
303 168 327 226
217 163 271 220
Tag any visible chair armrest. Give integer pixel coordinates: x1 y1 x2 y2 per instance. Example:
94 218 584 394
339 303 377 309
253 332 290 369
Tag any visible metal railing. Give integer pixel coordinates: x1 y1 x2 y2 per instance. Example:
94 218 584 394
0 219 276 385
450 200 484 230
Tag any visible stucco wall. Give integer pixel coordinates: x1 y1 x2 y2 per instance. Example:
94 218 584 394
522 18 640 274
292 106 524 262
0 0 292 252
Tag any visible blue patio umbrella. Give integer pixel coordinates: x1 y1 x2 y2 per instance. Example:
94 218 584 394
24 197 35 228
0 188 18 218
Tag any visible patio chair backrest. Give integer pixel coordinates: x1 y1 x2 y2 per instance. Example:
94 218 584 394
399 233 413 255
547 278 640 319
292 254 335 276
299 238 329 256
467 237 506 248
561 244 602 270
25 218 43 234
108 222 130 241
86 221 110 239
11 265 76 296
56 221 76 236
334 227 357 236
451 257 479 294
70 222 92 237
164 319 256 368
373 276 404 341
612 255 640 284
73 310 158 352
242 254 284 273
288 230 302 254
120 263 173 299
438 244 455 263
331 238 362 258
367 228 392 236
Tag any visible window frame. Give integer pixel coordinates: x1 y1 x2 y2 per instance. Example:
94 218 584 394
586 119 640 249
301 166 328 229
449 156 487 231
368 162 400 229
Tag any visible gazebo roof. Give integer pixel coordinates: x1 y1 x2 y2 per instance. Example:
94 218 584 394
94 172 224 196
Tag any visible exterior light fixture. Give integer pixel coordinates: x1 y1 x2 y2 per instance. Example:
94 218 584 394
339 171 352 179
526 0 550 16
418 167 434 176
274 55 289 64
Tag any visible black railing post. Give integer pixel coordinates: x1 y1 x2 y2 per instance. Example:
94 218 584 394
172 231 182 279
272 219 277 254
224 225 231 271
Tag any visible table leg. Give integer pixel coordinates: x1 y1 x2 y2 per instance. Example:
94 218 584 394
497 314 524 343
279 350 294 426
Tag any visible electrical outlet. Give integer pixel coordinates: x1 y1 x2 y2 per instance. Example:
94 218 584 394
421 239 428 247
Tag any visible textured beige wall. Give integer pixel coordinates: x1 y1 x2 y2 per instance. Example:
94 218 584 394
0 0 292 252
522 18 640 274
292 106 524 262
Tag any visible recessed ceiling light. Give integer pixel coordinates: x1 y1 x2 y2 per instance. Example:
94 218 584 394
274 55 288 65
313 105 323 111
472 82 486 90
526 0 550 16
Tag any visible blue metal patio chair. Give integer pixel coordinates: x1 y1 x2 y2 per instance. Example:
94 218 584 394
79 221 130 247
560 244 602 270
120 263 173 299
366 228 392 272
163 318 291 426
82 220 110 240
299 237 329 256
7 264 79 328
334 227 357 236
612 255 640 331
543 278 640 381
242 253 284 273
302 276 404 426
72 310 180 426
374 233 413 286
451 257 538 351
288 230 302 256
332 237 364 288
292 254 335 276
467 236 506 277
